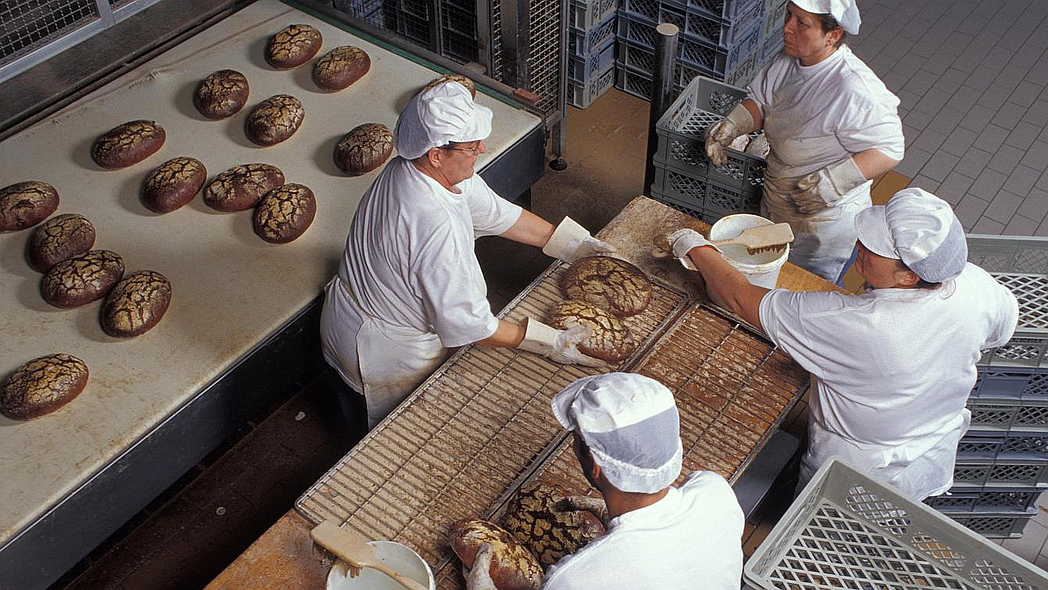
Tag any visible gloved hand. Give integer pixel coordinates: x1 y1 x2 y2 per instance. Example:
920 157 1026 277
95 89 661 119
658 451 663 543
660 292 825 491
794 157 867 214
705 103 756 168
543 217 616 262
463 543 498 590
562 495 610 528
518 318 604 367
666 228 712 271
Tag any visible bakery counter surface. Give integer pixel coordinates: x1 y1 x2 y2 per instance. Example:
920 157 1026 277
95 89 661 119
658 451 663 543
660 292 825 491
206 196 840 590
0 0 542 587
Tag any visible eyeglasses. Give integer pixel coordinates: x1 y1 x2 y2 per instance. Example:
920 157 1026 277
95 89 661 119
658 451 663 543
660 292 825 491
441 143 482 156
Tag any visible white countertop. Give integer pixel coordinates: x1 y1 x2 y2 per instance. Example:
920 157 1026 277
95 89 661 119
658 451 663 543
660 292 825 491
0 0 541 544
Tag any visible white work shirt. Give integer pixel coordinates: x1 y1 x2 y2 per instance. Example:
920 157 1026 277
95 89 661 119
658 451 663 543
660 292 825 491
758 264 1018 496
747 45 904 179
541 471 744 590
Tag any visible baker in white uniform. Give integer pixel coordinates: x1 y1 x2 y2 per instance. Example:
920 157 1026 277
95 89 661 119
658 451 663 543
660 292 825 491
667 188 1018 500
705 0 904 283
465 373 745 590
320 81 613 428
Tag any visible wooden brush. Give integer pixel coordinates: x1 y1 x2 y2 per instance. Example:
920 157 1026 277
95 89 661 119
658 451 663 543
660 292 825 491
311 520 429 590
652 223 794 258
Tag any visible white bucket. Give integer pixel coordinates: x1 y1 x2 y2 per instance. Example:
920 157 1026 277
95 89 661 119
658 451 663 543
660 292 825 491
326 540 436 590
709 214 789 289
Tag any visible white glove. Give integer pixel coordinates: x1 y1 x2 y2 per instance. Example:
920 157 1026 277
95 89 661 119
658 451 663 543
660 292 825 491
562 495 610 528
705 103 756 168
463 543 498 590
794 157 867 214
543 217 616 262
666 228 713 271
517 318 604 367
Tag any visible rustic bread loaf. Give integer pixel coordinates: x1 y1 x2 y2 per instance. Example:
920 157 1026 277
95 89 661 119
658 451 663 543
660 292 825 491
92 120 165 169
561 256 652 317
423 74 476 98
142 157 207 213
41 249 124 308
265 24 322 69
548 299 637 363
312 45 370 92
194 69 250 119
502 485 605 569
204 163 284 212
245 95 304 146
334 123 393 176
448 519 542 590
1 354 89 420
27 214 95 272
0 181 59 232
101 270 171 338
253 183 316 243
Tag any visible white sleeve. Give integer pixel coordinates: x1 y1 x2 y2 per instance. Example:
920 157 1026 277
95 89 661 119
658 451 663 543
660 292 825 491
416 244 500 348
984 275 1020 349
835 88 905 160
464 175 523 238
758 289 849 379
746 55 785 116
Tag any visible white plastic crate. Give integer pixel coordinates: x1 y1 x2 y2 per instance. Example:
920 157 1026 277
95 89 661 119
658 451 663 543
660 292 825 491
570 0 619 30
568 62 616 108
568 37 615 84
744 459 1048 590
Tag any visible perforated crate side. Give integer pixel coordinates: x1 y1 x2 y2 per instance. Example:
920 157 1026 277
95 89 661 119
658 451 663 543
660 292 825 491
761 0 788 38
926 487 1044 513
968 398 1048 432
649 190 724 225
568 37 615 84
614 62 654 100
665 0 763 22
570 0 618 30
724 48 761 86
744 460 1048 590
569 10 617 55
954 461 1048 487
968 234 1048 275
958 431 1048 462
759 28 783 61
973 367 1048 400
650 164 761 218
568 62 616 108
946 510 1037 538
980 333 1048 369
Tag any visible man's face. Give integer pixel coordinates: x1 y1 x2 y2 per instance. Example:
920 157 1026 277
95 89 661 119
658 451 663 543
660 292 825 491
854 241 913 289
572 433 600 490
438 139 485 185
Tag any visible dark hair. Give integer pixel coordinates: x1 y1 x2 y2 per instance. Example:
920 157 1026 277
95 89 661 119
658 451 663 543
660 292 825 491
896 259 940 290
816 13 847 47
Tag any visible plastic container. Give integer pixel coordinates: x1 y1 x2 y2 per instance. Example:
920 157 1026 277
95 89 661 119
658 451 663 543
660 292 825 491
325 540 435 590
954 460 1048 487
945 509 1038 538
972 367 1048 400
925 486 1045 513
957 430 1048 462
569 61 616 108
744 459 1048 590
568 36 615 84
569 10 618 55
968 398 1048 432
709 214 787 289
570 0 619 30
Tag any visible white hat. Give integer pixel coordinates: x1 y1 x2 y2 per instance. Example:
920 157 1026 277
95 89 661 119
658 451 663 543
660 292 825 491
855 187 968 283
551 373 683 494
791 0 861 35
393 81 493 160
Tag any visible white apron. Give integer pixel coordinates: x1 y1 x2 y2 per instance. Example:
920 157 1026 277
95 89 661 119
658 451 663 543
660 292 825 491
799 409 971 500
320 277 448 428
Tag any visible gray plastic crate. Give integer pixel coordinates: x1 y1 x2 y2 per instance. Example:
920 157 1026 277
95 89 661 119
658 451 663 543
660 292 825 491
744 460 1048 590
957 430 1048 462
568 62 616 108
616 62 688 101
621 0 762 49
666 0 762 21
568 36 615 84
954 460 1048 487
569 10 618 55
649 190 724 225
650 163 762 218
570 0 618 30
968 398 1048 432
945 509 1038 539
973 367 1048 400
926 486 1045 513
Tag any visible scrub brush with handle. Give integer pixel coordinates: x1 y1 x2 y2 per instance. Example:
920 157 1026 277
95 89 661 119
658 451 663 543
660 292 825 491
311 520 430 590
652 223 794 258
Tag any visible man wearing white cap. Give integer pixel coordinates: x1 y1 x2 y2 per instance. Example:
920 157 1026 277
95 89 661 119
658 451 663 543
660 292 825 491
705 0 904 284
667 188 1018 500
465 373 744 590
320 81 613 428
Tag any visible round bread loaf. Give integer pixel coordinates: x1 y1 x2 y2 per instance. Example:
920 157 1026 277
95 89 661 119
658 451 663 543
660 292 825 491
204 164 284 212
745 133 770 158
423 74 476 98
194 69 250 119
92 120 165 169
27 214 95 272
253 183 316 243
0 181 59 232
245 95 304 146
41 249 124 308
502 485 605 568
561 256 652 317
334 123 393 176
265 24 322 69
548 299 637 363
448 519 542 590
101 270 172 338
142 157 207 213
312 46 370 92
1 354 89 420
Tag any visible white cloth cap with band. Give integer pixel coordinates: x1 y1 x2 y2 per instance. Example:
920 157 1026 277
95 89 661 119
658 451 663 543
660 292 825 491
551 372 683 494
791 0 861 34
393 81 493 160
855 187 968 283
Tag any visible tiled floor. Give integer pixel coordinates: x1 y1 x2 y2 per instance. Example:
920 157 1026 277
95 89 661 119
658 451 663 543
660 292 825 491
50 0 1048 587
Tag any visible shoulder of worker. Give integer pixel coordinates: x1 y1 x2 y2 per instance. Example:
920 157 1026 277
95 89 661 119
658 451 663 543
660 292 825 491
954 262 1021 310
759 287 854 322
828 46 901 111
679 471 744 516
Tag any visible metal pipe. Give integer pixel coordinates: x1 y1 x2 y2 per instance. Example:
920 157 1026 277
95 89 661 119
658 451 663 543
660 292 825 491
644 23 679 195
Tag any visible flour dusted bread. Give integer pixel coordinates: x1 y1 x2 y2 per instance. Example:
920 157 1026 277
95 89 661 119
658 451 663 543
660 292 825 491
194 69 249 119
502 484 605 568
561 256 652 317
423 74 476 98
0 181 59 232
312 45 370 92
334 123 393 176
41 249 124 308
143 157 207 213
101 270 171 337
204 163 284 212
253 183 316 243
245 95 304 146
448 519 542 590
27 213 95 272
1 354 88 420
548 299 637 363
265 24 322 69
92 120 165 169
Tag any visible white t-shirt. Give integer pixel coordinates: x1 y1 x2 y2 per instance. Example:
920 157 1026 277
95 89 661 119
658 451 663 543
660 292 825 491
338 156 522 347
758 263 1018 447
541 472 744 590
747 45 904 178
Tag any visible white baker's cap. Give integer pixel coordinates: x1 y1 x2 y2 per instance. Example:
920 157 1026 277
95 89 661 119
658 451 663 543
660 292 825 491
792 0 861 35
855 187 968 283
551 373 683 494
392 81 493 160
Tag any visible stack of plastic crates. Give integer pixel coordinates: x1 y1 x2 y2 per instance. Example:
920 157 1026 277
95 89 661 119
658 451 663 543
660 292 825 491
932 234 1048 538
649 75 764 224
568 0 619 107
614 0 766 101
744 459 1048 590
